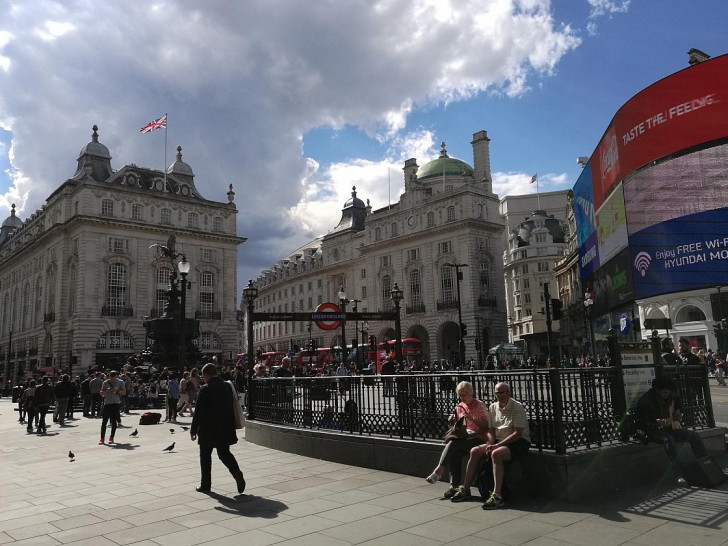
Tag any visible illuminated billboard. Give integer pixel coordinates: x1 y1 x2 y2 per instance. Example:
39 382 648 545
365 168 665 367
576 53 728 310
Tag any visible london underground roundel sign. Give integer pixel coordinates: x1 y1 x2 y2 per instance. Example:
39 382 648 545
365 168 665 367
314 302 342 330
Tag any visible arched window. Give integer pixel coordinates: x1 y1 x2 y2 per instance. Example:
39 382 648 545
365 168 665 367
447 206 455 221
441 265 454 304
675 305 706 323
381 275 392 312
106 263 127 314
479 262 490 295
155 267 172 315
97 330 134 349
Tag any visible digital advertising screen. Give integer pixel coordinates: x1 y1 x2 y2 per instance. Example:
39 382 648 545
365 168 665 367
629 206 728 299
575 53 728 307
595 183 628 264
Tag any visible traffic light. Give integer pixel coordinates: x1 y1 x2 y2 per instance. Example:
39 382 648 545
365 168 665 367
368 335 376 347
460 322 468 337
474 338 481 351
551 299 563 320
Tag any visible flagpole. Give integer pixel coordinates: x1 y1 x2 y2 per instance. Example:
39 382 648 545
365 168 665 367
536 175 541 210
163 113 168 193
388 168 391 209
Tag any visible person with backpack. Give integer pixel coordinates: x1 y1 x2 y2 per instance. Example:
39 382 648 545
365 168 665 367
33 376 55 434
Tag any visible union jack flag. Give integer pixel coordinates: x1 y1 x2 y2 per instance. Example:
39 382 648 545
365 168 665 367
140 114 167 134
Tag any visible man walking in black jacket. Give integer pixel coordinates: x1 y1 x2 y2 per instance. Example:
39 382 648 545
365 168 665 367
191 363 246 494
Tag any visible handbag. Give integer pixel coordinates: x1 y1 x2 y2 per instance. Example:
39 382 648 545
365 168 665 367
227 381 245 430
443 415 467 442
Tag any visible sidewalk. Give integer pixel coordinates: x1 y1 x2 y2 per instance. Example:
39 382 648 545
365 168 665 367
0 398 726 546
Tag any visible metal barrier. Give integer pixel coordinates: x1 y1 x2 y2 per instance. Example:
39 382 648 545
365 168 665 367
247 366 713 454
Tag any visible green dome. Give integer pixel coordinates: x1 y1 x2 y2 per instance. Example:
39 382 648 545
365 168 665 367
417 142 473 180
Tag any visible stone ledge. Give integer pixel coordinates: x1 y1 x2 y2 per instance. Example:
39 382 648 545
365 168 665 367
245 421 726 501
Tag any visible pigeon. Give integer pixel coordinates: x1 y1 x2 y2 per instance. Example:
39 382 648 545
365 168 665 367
163 442 175 452
129 428 138 437
68 451 75 462
169 429 175 434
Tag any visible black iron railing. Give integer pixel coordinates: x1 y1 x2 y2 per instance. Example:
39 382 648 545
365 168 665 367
436 300 459 311
195 310 222 320
101 306 133 317
247 366 713 454
406 303 426 315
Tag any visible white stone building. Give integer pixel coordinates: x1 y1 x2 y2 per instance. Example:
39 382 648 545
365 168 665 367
0 126 245 381
500 190 570 358
249 131 507 366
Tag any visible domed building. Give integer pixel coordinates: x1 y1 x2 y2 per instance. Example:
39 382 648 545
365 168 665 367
0 126 246 381
251 130 507 367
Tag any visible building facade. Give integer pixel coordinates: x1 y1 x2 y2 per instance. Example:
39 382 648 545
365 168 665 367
500 190 570 358
0 126 245 381
249 131 507 366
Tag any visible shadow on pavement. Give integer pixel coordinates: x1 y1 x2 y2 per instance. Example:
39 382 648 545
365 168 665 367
203 491 288 518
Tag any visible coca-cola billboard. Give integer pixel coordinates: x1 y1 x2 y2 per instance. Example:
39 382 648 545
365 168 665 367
590 53 728 209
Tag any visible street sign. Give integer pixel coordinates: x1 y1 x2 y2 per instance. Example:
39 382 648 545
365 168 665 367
315 302 342 330
621 347 655 409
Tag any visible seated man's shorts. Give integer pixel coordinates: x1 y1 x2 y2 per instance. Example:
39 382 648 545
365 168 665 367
505 438 530 459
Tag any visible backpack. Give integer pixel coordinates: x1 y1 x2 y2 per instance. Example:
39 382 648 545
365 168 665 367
139 412 162 425
476 459 494 500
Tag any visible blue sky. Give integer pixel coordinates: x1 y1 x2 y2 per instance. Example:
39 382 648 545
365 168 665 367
1 0 727 289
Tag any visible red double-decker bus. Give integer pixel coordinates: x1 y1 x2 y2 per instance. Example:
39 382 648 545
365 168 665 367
377 338 423 358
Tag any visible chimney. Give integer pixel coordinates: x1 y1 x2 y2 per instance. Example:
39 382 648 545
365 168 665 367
471 130 492 191
687 48 710 66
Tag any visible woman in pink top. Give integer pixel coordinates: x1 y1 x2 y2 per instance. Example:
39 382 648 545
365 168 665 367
425 381 489 498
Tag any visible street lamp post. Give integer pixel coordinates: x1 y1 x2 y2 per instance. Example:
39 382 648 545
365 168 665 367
444 263 469 366
360 320 368 370
338 287 349 364
390 283 404 366
350 299 362 368
177 257 191 371
584 292 595 359
242 280 258 382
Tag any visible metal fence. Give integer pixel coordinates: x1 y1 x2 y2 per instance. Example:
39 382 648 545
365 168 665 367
247 365 714 454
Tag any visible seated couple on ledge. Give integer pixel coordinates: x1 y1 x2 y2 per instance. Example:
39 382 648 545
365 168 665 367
426 380 530 509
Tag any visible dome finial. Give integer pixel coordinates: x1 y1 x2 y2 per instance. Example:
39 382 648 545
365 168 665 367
11 203 16 216
92 125 99 143
352 186 357 198
176 146 183 160
439 141 448 158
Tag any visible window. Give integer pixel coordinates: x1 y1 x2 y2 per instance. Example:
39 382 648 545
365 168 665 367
68 266 77 315
524 293 531 304
439 241 452 254
374 227 382 241
525 308 532 317
101 199 114 217
361 286 367 299
156 267 171 284
535 232 547 243
317 279 322 288
520 250 528 259
308 297 312 309
161 208 172 225
537 247 547 256
447 206 455 221
477 204 484 218
155 288 167 314
108 238 129 253
391 222 398 237
522 264 529 274
513 278 520 291
476 238 487 251
480 263 490 295
187 212 198 228
445 184 453 192
106 263 126 313
361 269 366 279
410 268 422 308
199 292 215 314
132 204 143 220
200 271 214 288
515 294 521 306
213 217 224 232
202 248 216 262
538 262 549 272
523 278 530 289
382 275 392 312
299 284 304 294
408 248 419 261
441 266 454 304
427 212 435 227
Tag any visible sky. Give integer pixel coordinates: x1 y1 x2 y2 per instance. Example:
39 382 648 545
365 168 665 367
1 0 727 296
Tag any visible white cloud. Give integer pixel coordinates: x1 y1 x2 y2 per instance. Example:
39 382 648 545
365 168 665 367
585 0 630 35
493 171 571 198
0 0 581 285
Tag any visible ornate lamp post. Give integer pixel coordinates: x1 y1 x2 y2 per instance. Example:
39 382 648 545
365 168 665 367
177 257 191 370
338 287 349 363
584 292 595 359
242 280 258 381
390 282 404 366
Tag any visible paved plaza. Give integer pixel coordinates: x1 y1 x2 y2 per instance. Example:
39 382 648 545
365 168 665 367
1 395 727 546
